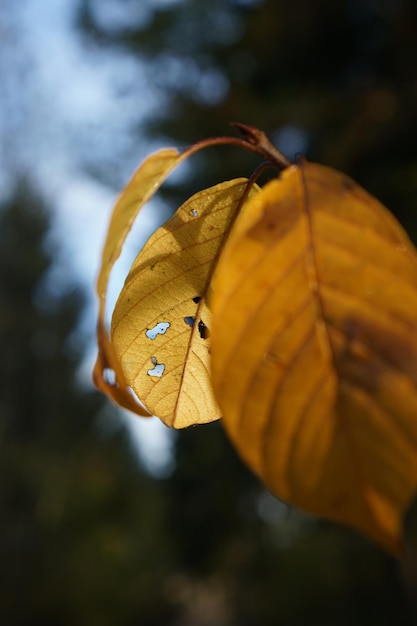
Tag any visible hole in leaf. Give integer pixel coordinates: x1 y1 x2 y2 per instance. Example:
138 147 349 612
146 322 170 340
184 316 196 328
147 357 165 377
192 296 201 304
103 368 116 385
191 209 198 217
198 320 209 339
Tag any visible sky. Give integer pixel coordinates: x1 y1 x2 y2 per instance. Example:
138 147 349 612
0 0 181 473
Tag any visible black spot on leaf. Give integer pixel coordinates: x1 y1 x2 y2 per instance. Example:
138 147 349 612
198 320 209 340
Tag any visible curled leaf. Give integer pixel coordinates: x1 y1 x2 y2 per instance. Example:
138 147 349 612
111 179 259 428
211 162 417 552
93 125 284 416
94 148 189 415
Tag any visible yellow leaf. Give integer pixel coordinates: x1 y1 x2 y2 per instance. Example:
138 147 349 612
93 124 285 416
211 161 417 553
94 147 192 415
111 179 259 428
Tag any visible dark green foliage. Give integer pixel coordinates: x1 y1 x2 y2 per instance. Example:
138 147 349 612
165 421 262 576
80 0 417 236
0 182 176 625
165 424 417 626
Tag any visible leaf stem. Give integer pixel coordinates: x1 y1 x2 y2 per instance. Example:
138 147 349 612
231 122 292 170
182 123 292 171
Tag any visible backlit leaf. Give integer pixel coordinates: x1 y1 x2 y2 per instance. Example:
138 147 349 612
93 124 285 416
211 161 417 553
111 179 259 428
94 148 189 415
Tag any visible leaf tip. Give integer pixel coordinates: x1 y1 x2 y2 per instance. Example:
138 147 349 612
231 121 291 170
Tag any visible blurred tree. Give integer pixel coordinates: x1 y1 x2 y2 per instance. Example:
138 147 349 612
78 1 417 623
79 0 417 234
162 422 417 626
0 181 177 626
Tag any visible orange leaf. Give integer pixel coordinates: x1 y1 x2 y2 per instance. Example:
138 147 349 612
211 161 417 553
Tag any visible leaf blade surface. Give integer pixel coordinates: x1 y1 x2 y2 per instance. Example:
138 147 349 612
94 148 196 415
111 178 259 427
211 162 417 552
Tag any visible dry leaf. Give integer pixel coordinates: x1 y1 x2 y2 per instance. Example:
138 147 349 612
93 125 284 415
111 179 259 428
94 124 417 552
211 161 417 553
94 147 199 415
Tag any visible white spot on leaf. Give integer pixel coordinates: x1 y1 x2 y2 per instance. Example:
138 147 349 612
146 322 170 340
147 357 165 377
103 368 116 385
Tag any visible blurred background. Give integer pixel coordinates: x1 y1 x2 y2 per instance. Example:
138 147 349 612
1 0 417 624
